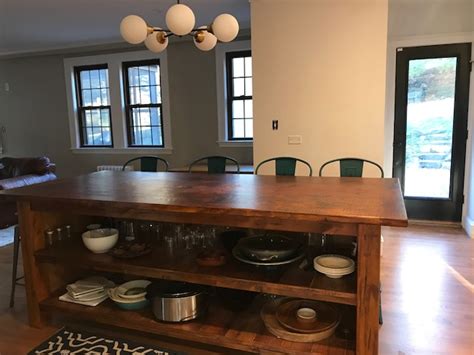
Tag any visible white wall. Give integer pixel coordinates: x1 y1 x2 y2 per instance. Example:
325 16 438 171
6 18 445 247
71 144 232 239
251 0 388 176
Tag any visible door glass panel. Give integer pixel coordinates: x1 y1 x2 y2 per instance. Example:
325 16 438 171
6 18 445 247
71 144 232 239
404 57 457 198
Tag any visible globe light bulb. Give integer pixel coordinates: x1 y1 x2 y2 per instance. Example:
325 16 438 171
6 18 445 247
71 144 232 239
212 14 239 42
145 31 168 53
166 4 195 36
120 15 149 44
193 27 217 51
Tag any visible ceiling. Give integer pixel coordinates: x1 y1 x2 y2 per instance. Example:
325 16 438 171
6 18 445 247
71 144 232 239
0 0 251 56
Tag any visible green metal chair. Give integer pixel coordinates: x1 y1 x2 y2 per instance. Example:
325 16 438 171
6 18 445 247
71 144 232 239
255 157 313 176
122 156 169 172
319 157 384 325
318 157 384 178
188 156 240 174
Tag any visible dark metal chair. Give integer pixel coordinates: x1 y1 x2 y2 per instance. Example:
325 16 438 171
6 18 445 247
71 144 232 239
122 156 169 172
319 157 384 324
318 157 384 178
188 156 240 174
255 157 313 176
9 226 22 308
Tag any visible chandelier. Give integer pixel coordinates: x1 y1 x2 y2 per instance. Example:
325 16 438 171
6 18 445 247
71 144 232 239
120 0 240 52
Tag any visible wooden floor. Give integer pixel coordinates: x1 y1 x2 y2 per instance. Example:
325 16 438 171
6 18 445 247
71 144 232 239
0 225 472 354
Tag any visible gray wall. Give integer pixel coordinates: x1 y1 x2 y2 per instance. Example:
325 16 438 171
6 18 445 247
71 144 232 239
0 41 253 177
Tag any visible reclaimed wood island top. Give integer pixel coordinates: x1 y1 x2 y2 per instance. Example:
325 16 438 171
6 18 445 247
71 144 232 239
1 171 407 229
1 171 407 355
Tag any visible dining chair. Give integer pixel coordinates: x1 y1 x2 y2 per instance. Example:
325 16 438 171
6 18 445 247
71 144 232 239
188 156 240 174
318 157 384 178
319 156 384 324
255 157 313 176
122 156 169 172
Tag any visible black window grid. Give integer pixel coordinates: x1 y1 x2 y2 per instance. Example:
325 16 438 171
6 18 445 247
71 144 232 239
226 50 253 140
123 59 165 147
74 64 113 147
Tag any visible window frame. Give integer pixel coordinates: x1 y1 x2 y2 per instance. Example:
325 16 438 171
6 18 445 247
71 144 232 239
225 50 253 141
64 51 172 155
122 59 165 148
74 64 113 147
215 40 252 147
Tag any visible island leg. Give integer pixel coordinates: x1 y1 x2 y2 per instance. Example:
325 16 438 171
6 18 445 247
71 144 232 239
17 201 50 327
356 224 381 354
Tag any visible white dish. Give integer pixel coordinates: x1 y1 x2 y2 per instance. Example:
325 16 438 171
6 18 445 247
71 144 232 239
108 288 147 304
314 254 355 279
59 291 108 307
115 280 151 300
81 228 119 254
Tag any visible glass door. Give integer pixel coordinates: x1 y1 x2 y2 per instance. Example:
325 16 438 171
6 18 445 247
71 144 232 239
393 43 471 221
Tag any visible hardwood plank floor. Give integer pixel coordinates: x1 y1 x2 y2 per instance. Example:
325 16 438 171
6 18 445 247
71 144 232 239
0 225 472 354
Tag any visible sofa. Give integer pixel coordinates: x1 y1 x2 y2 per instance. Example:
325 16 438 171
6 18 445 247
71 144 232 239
0 157 57 228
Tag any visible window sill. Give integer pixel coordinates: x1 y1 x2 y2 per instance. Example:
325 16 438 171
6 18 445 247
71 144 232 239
70 147 173 155
217 140 253 148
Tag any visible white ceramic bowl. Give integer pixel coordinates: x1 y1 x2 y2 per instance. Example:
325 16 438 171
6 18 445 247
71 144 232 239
115 280 151 300
82 228 119 254
314 254 355 279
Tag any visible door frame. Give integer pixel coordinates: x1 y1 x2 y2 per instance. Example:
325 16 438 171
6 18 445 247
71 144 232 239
392 43 471 221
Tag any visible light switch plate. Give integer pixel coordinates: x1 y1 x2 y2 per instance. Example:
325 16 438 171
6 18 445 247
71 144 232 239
288 135 302 145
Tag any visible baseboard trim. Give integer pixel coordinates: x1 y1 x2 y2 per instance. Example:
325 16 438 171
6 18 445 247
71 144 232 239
462 216 474 239
408 220 462 228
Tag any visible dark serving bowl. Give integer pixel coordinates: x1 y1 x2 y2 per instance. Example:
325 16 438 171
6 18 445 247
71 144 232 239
236 234 301 262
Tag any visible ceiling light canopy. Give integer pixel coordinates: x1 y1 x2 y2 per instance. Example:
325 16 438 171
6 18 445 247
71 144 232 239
120 0 239 53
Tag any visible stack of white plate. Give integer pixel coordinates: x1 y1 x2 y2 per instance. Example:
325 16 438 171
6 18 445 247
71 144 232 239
59 276 114 306
313 254 355 279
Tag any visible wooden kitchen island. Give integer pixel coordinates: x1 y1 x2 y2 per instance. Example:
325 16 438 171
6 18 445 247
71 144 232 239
1 171 407 354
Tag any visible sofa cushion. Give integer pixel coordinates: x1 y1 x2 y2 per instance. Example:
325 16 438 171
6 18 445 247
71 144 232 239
0 173 57 190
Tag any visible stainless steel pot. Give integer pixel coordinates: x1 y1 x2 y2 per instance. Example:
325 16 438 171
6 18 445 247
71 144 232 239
146 281 207 322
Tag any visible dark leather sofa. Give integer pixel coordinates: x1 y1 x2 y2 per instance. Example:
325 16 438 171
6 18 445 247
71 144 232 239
0 157 57 228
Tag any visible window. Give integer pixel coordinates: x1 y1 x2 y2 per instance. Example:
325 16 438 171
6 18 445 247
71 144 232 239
74 65 112 146
123 60 164 147
64 51 172 154
226 50 253 140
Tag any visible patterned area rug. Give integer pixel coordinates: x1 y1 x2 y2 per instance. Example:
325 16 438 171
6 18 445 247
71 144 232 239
29 327 185 354
0 225 14 247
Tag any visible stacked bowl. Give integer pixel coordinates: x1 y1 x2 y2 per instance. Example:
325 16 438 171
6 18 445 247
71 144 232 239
313 254 355 278
108 280 151 310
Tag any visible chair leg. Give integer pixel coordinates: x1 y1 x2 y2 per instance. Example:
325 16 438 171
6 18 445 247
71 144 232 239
9 226 20 308
379 285 383 325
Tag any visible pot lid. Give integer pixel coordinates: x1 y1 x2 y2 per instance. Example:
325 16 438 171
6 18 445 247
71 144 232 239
146 281 204 298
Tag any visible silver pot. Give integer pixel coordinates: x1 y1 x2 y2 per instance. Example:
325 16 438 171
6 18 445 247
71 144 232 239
146 282 207 322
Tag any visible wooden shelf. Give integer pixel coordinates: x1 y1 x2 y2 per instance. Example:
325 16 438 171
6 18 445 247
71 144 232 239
35 241 357 305
40 294 355 355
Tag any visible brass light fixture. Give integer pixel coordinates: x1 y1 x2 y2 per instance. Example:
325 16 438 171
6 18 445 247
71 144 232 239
120 0 240 52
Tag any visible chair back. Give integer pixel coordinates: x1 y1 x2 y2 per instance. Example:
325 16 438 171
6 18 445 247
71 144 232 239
319 157 384 177
188 156 240 174
255 157 313 176
122 156 169 172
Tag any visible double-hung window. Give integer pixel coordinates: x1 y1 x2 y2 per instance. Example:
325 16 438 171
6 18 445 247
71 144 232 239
74 65 112 147
123 60 164 147
65 51 172 153
226 50 252 140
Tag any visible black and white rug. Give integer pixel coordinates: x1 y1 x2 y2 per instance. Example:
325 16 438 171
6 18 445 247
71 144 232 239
29 327 185 355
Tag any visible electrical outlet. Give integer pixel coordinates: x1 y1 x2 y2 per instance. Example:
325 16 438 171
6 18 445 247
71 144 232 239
288 135 302 145
272 120 278 130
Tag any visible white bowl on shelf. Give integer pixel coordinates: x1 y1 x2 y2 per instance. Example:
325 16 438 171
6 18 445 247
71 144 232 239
314 254 355 279
81 228 119 254
115 280 151 300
